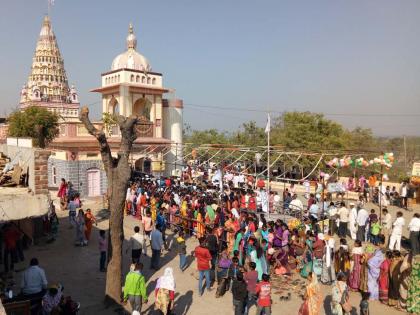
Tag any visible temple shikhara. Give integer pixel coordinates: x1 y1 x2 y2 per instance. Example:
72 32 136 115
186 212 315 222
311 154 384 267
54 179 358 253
19 16 80 121
9 16 183 197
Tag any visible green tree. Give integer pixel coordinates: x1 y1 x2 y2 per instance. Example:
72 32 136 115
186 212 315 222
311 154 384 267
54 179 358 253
235 121 266 147
184 129 230 145
278 111 345 151
8 106 59 148
344 127 376 152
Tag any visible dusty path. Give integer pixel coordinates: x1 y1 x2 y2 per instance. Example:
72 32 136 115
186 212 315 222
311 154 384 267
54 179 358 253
16 196 411 315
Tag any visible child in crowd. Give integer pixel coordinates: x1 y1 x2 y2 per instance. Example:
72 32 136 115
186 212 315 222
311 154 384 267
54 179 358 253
175 230 187 271
370 218 381 245
360 291 370 315
255 273 271 315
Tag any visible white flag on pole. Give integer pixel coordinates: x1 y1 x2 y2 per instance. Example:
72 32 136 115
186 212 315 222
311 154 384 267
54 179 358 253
264 113 271 134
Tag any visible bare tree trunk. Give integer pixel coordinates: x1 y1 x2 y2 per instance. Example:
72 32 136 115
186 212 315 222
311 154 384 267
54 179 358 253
79 107 137 305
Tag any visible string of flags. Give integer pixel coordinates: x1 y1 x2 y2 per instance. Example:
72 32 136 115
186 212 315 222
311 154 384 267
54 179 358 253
326 152 394 169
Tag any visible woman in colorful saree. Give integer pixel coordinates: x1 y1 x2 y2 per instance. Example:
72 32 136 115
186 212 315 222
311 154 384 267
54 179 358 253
398 253 413 310
331 273 349 315
300 232 314 279
298 272 323 315
155 267 175 315
348 240 363 291
196 209 205 239
225 215 238 255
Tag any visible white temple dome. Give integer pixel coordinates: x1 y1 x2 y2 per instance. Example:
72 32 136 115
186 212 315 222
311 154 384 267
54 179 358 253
111 23 151 72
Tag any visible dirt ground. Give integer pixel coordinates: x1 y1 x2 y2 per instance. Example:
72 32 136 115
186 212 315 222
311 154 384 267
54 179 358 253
12 195 416 315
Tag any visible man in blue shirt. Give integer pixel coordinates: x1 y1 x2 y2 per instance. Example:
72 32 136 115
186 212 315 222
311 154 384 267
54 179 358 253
21 258 48 297
150 228 163 270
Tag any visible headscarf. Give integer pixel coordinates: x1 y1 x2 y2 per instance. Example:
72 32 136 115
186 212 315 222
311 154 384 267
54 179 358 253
326 237 335 268
159 267 175 291
206 205 215 221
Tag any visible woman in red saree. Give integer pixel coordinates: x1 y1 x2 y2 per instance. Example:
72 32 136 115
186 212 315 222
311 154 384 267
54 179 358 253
348 240 364 291
57 178 68 210
379 251 392 304
57 178 67 199
84 209 97 241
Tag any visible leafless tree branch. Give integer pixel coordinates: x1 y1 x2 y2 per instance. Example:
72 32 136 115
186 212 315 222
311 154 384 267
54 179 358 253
79 106 114 170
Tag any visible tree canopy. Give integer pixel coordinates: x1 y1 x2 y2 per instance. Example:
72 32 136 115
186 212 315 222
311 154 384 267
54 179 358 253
184 111 375 152
8 106 59 148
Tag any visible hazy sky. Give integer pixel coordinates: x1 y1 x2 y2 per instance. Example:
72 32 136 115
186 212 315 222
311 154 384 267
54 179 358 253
1 0 420 136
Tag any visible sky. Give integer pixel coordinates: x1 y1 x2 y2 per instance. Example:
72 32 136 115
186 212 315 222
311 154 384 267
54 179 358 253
0 0 420 136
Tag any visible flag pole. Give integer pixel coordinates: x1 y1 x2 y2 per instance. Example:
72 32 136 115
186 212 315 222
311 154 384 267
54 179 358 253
266 113 271 219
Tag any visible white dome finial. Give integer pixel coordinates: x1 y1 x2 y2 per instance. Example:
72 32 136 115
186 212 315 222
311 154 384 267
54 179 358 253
111 22 151 71
126 23 137 50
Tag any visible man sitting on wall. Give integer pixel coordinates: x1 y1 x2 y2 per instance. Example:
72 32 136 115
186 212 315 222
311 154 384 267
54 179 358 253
21 258 48 298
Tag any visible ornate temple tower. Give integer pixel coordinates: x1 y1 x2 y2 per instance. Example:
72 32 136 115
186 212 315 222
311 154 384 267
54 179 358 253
19 16 79 121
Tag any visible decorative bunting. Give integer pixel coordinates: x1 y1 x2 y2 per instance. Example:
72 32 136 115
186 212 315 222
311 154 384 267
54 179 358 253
326 152 394 169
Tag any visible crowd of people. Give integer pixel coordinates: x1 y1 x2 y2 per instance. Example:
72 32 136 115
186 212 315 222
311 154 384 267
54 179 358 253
117 172 419 315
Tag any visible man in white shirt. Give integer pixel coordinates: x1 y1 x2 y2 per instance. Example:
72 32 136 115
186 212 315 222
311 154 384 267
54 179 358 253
408 213 420 255
389 211 405 251
273 192 281 213
127 226 146 264
337 202 349 238
400 182 408 209
232 174 239 188
309 203 319 219
381 208 392 247
289 195 304 215
259 189 268 213
327 202 338 235
231 207 240 219
356 207 369 242
348 202 358 240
